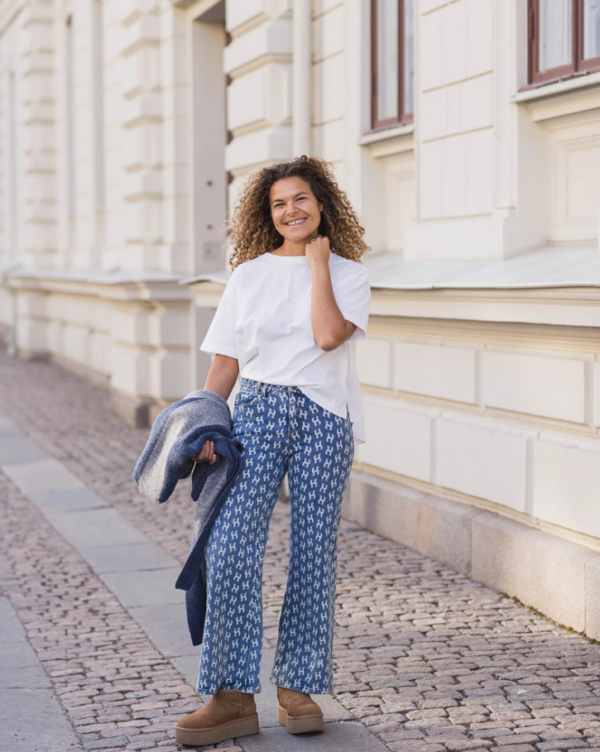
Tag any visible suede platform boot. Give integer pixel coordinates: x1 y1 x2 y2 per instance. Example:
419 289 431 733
277 686 325 734
175 688 259 746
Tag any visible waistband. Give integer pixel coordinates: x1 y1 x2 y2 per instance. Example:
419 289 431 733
240 377 302 397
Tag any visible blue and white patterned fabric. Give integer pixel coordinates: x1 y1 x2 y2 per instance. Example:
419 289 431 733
196 377 355 695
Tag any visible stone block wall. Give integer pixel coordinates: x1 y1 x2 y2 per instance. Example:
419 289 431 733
354 312 600 547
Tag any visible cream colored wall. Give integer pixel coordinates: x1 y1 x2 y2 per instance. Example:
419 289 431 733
338 1 600 553
312 1 344 174
354 308 600 547
1 0 600 550
0 0 195 416
403 0 496 261
223 0 293 206
0 0 55 269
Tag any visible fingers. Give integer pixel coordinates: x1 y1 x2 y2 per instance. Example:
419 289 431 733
193 440 216 464
209 440 217 463
203 440 214 464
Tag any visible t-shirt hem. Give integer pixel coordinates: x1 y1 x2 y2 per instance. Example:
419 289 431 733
293 385 352 423
349 326 366 341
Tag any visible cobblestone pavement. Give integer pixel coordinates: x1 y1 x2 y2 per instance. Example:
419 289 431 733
2 348 600 752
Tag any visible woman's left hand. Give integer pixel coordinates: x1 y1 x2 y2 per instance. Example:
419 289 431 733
305 235 330 269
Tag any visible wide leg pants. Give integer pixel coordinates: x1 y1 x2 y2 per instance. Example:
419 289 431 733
196 377 355 695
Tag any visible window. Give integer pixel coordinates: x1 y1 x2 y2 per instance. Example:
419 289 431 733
371 0 414 130
529 0 600 85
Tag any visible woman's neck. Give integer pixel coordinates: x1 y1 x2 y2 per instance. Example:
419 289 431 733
273 232 319 257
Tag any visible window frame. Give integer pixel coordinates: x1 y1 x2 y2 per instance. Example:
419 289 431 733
576 0 600 73
528 0 600 87
370 0 413 131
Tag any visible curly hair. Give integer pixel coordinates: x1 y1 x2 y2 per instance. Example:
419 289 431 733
224 156 370 270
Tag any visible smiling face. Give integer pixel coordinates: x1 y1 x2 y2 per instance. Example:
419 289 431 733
269 176 323 245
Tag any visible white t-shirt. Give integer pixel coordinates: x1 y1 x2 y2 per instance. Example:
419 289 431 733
199 251 371 446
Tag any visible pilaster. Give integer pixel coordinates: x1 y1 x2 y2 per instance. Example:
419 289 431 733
21 0 56 269
225 0 293 203
120 0 165 271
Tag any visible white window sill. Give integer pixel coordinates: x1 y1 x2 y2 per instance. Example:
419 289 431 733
358 124 415 158
511 71 600 123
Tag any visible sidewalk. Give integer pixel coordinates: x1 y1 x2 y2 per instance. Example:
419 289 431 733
1 349 600 752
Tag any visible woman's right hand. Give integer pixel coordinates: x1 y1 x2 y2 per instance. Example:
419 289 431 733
193 440 217 465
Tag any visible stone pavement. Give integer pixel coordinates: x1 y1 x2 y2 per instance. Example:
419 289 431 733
1 350 600 752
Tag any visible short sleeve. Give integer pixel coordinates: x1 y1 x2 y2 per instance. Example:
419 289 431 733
199 267 241 359
335 265 371 341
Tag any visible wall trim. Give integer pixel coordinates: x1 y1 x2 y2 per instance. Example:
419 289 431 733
352 457 600 554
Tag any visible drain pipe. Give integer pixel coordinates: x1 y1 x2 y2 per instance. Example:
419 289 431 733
292 0 312 157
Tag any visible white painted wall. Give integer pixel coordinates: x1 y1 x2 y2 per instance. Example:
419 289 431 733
355 320 600 543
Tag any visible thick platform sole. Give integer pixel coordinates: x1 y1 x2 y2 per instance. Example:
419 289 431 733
278 705 325 734
175 713 259 746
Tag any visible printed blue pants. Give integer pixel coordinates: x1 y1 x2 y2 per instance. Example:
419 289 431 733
196 377 355 695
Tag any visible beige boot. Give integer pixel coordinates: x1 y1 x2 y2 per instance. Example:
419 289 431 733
175 688 259 746
277 686 325 734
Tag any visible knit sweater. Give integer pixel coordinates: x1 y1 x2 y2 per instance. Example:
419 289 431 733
133 389 245 645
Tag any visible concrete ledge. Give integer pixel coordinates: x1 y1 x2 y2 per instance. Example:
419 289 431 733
585 557 600 639
471 512 596 633
111 391 176 428
343 470 600 639
110 391 152 428
344 472 478 577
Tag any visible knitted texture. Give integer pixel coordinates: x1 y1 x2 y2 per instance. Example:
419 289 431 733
133 389 245 645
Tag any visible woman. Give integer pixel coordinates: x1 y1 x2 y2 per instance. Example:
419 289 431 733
175 155 371 747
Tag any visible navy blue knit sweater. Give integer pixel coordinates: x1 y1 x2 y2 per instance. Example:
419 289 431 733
133 389 244 645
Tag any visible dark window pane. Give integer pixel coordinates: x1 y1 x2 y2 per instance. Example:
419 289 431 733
377 0 399 122
584 0 600 60
538 0 572 70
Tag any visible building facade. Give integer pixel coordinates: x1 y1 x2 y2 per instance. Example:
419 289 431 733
2 0 600 636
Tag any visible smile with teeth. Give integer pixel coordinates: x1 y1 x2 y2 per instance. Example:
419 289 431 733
286 217 307 226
